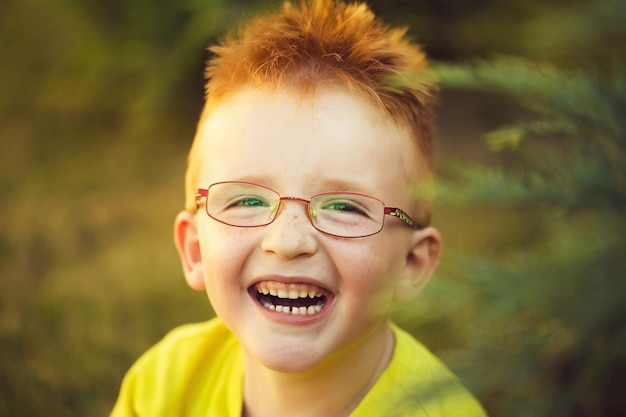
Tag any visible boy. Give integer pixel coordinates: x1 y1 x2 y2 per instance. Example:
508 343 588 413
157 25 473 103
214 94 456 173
111 1 487 416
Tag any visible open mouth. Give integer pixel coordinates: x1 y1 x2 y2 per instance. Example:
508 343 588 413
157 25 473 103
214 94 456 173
252 281 329 316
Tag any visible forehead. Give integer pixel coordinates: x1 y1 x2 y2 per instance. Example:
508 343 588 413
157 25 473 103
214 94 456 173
195 87 418 198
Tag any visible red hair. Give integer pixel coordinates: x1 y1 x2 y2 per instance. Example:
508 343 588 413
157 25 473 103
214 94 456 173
185 0 437 218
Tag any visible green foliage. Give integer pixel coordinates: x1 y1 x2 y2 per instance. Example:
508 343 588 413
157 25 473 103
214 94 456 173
436 58 625 171
396 59 625 416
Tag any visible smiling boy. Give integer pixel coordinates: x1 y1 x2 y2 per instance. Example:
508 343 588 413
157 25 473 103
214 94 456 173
111 1 487 416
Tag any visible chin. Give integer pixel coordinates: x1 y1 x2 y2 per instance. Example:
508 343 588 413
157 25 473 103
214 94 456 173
249 342 328 374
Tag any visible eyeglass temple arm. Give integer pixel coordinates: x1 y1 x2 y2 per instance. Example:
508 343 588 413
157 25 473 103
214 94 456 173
195 188 209 207
384 207 422 230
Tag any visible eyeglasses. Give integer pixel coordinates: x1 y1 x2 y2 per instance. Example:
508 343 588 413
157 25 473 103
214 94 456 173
195 181 422 238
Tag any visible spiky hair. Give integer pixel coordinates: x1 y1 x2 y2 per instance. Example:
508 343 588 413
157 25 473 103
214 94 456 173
185 0 437 215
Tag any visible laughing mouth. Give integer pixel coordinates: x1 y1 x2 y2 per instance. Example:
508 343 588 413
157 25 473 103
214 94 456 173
253 281 328 316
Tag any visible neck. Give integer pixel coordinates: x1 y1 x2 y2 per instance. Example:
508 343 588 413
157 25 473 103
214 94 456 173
241 323 395 417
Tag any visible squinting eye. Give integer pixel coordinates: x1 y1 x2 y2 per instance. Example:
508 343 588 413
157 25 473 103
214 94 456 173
321 200 367 215
229 196 269 208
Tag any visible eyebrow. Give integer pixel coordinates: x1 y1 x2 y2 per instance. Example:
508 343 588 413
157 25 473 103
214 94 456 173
221 177 376 196
313 179 376 195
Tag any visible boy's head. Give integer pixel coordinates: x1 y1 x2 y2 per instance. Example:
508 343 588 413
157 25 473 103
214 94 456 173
174 0 442 374
184 0 437 225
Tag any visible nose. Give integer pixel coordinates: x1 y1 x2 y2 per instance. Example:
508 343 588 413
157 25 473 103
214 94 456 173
260 198 318 259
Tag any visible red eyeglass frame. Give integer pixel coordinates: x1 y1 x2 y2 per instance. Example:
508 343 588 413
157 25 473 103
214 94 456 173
195 181 423 233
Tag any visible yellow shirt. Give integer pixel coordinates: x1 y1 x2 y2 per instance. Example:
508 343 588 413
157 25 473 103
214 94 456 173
111 318 486 416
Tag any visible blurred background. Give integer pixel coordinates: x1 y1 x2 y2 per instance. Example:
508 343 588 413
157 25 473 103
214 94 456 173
1 0 624 416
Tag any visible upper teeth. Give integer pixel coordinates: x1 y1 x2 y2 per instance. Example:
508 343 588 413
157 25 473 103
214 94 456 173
255 282 323 299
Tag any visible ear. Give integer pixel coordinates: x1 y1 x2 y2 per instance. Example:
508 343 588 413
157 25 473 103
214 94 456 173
173 210 205 291
393 227 442 302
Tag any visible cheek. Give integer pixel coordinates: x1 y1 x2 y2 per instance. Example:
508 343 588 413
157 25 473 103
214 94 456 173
198 224 256 288
334 238 405 297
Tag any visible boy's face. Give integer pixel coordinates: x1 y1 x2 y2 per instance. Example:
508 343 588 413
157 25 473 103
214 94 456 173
175 86 441 372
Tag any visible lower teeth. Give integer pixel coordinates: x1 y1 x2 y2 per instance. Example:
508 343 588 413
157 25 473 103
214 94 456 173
263 302 323 315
